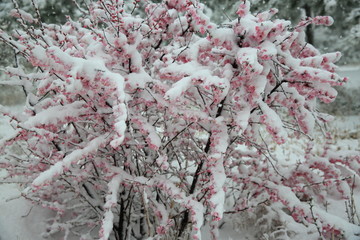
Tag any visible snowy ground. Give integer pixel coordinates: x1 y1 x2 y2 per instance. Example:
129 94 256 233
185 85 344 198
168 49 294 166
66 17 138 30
0 106 52 239
0 66 359 239
0 180 52 240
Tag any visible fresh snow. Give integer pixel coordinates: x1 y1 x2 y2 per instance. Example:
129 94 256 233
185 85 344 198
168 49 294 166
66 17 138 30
0 179 53 240
0 17 360 235
0 66 359 239
31 134 108 187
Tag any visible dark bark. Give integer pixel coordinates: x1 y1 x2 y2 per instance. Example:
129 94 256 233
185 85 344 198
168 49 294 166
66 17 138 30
114 197 125 240
177 98 226 238
304 4 314 45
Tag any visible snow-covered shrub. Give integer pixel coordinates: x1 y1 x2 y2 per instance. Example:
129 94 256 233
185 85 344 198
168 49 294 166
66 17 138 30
0 0 359 239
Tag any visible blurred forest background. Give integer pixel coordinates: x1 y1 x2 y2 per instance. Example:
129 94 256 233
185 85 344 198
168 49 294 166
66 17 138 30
1 0 360 114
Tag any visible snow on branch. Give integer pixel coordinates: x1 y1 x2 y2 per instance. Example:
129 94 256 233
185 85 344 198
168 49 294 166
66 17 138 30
0 0 359 239
32 134 108 187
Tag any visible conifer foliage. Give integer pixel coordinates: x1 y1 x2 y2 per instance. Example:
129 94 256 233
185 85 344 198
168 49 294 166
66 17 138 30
0 0 359 239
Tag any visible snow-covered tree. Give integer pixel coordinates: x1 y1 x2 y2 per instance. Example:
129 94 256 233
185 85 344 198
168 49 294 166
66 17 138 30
1 0 360 239
204 0 360 64
250 0 360 64
0 0 88 105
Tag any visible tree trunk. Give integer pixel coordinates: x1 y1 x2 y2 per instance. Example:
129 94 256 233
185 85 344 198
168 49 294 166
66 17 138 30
304 4 314 45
